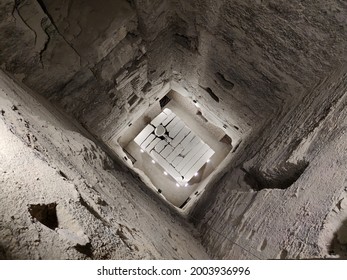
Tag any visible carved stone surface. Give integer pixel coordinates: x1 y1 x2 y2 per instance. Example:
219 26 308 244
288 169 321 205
0 0 347 259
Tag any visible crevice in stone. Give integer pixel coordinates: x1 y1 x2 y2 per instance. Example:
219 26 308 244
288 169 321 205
58 170 69 180
28 203 59 230
36 0 82 66
74 242 93 258
159 95 171 108
329 219 347 259
215 72 235 90
220 134 232 146
142 82 152 93
280 249 288 259
0 244 9 260
13 1 38 45
174 33 198 52
200 86 219 102
243 159 309 191
196 110 208 122
38 19 50 68
79 196 109 226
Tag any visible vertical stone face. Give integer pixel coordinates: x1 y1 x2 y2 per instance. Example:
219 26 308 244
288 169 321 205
0 70 209 259
0 0 174 143
191 66 347 259
172 0 347 130
0 0 347 259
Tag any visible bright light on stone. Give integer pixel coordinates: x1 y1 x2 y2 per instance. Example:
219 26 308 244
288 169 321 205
194 172 198 177
185 183 189 187
140 149 144 153
134 108 214 185
152 160 156 164
206 159 210 163
164 171 168 175
176 183 180 187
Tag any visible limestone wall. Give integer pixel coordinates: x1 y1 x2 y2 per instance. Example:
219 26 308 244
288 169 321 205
0 0 173 144
0 70 208 259
191 66 347 259
170 0 347 132
1 0 347 260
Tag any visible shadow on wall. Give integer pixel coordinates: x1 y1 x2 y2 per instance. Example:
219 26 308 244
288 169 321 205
243 159 309 191
0 244 9 260
329 219 347 259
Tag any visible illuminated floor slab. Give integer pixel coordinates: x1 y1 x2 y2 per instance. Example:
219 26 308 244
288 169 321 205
134 108 215 185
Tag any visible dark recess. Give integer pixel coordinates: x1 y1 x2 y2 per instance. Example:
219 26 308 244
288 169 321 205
280 249 289 259
243 160 309 190
58 170 68 180
79 196 109 226
28 203 59 230
142 82 152 93
74 243 93 258
329 219 347 259
128 94 139 107
159 95 171 108
179 197 191 209
174 33 198 52
200 86 219 102
196 110 208 122
0 245 9 260
220 134 232 146
215 72 234 90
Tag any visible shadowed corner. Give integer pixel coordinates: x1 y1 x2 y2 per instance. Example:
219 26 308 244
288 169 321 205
0 243 10 260
329 219 347 259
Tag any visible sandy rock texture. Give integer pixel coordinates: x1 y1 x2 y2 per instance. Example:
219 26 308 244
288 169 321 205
0 0 173 143
0 0 347 259
190 66 347 259
0 70 208 259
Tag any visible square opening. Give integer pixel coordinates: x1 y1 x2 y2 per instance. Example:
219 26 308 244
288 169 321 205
116 89 241 209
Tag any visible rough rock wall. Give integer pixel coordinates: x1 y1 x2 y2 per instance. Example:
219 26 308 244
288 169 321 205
0 70 208 259
1 0 346 137
190 66 347 259
170 0 347 133
0 0 174 143
1 0 347 260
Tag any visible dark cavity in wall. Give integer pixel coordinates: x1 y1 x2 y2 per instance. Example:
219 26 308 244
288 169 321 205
196 110 208 122
220 134 232 146
128 94 139 107
215 72 234 90
243 160 309 191
74 243 93 258
174 33 198 52
142 82 152 93
159 95 171 108
329 219 347 259
200 86 219 102
28 203 59 230
0 245 9 260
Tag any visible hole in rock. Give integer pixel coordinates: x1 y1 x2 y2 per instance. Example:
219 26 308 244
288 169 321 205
243 159 309 191
329 219 347 259
215 72 234 90
74 243 93 258
200 86 219 102
196 111 208 122
206 87 219 102
28 203 59 230
220 134 232 146
159 95 171 108
174 33 198 52
128 94 139 107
